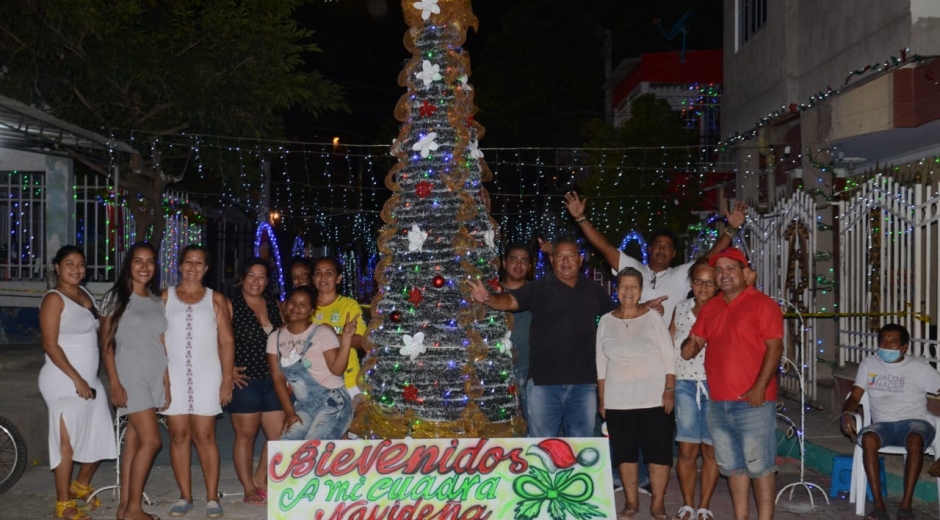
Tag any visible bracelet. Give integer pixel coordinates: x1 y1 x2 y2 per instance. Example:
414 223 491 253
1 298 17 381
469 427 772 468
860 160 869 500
663 387 675 392
575 217 587 225
724 226 738 237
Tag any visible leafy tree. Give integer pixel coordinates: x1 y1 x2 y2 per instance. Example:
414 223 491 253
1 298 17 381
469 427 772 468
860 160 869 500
579 94 700 259
0 0 345 247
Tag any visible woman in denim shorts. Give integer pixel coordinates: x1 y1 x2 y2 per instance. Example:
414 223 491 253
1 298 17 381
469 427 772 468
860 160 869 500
669 261 719 520
225 259 284 505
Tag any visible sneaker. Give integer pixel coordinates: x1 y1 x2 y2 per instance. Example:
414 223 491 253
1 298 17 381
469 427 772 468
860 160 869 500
206 499 224 518
168 499 195 517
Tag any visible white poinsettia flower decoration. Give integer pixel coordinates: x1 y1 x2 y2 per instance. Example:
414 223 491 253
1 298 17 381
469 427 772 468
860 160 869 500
407 224 428 252
400 332 427 361
413 0 440 21
412 132 439 158
483 229 495 248
459 74 472 91
468 139 484 159
497 331 513 357
416 60 442 87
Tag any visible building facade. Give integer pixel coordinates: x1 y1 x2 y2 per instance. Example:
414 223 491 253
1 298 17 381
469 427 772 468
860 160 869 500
722 0 940 398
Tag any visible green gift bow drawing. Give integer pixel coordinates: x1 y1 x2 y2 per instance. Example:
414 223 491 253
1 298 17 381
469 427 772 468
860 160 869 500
512 439 604 520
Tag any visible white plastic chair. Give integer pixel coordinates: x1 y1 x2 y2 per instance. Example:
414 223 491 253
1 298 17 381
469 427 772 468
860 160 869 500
848 391 940 517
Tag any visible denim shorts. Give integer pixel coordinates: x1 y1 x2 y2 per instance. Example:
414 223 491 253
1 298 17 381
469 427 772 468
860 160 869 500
675 379 712 445
707 400 777 478
857 419 936 448
225 377 282 414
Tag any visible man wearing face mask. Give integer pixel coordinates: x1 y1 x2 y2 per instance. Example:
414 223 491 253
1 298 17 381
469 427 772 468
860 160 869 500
841 324 940 520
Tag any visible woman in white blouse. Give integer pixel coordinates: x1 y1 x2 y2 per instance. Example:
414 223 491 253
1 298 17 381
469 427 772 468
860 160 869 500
597 267 676 520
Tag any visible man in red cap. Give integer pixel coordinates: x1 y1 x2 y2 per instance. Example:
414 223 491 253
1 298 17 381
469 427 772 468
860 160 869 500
681 247 783 520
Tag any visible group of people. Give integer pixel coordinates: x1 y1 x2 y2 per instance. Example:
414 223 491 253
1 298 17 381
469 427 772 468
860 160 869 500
479 191 940 520
36 190 940 520
470 192 781 520
38 245 359 520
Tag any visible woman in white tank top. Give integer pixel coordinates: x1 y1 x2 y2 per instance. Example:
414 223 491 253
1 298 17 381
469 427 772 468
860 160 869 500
160 245 234 519
38 245 116 520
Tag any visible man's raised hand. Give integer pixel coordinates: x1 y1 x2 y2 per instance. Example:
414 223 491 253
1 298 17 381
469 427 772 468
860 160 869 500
564 191 586 219
723 201 748 229
537 237 552 256
646 295 668 316
466 279 490 303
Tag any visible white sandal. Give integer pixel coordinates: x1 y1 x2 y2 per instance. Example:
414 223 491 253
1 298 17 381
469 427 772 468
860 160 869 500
697 508 715 520
673 506 695 520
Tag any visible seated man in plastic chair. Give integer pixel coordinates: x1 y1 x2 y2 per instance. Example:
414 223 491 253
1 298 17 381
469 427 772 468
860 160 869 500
840 323 940 520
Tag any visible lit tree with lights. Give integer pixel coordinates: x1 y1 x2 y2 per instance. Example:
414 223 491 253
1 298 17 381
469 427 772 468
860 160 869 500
350 0 524 439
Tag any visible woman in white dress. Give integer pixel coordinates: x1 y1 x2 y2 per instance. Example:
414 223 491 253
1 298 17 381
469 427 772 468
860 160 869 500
161 245 234 519
39 245 116 520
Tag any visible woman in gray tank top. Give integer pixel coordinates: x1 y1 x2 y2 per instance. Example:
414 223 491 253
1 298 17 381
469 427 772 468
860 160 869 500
101 242 169 520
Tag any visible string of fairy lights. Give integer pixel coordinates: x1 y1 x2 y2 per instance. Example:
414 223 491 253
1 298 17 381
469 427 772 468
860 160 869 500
83 128 940 300
74 46 940 303
106 138 727 232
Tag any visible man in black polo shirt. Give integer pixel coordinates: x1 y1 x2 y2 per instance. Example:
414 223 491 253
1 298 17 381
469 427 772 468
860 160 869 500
469 236 615 437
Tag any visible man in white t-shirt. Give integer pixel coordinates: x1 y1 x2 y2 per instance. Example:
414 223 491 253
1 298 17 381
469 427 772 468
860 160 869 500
841 324 940 520
561 191 747 326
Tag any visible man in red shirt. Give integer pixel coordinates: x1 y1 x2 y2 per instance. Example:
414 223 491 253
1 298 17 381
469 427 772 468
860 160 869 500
681 247 783 520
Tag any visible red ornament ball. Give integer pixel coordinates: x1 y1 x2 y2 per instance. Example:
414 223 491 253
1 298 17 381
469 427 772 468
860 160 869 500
432 275 445 288
390 310 402 323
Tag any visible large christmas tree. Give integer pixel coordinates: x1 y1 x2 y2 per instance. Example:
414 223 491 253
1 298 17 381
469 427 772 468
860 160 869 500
350 0 524 439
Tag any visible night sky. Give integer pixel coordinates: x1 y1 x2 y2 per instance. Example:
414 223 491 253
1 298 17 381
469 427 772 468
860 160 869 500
288 0 721 146
287 0 511 144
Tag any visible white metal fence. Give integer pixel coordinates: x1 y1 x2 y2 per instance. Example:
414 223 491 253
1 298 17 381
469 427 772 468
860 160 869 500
837 176 939 367
0 170 45 281
739 191 820 398
0 172 206 286
74 172 115 282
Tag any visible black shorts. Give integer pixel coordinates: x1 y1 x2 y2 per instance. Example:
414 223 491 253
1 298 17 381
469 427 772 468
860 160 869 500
225 377 282 414
606 406 675 466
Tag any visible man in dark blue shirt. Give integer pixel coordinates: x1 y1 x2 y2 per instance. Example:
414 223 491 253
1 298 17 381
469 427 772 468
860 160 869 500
469 236 615 437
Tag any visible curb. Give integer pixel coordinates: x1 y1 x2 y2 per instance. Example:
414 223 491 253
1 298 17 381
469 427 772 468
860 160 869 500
776 430 938 503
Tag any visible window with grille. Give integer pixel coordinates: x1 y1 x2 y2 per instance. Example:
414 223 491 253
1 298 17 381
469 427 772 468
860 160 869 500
738 0 767 48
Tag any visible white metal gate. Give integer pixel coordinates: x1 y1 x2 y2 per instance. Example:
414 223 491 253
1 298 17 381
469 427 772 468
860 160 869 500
838 176 939 368
740 191 819 398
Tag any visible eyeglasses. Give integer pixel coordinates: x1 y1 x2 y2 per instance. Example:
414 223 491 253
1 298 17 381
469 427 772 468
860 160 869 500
692 279 716 288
